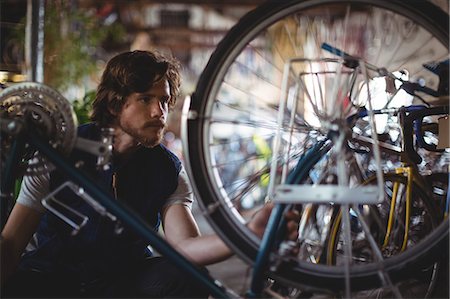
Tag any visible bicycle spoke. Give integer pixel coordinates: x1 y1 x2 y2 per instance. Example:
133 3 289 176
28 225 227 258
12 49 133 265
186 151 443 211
186 0 449 296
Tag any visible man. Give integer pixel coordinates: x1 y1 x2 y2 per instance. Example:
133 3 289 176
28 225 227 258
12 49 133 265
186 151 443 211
1 50 298 298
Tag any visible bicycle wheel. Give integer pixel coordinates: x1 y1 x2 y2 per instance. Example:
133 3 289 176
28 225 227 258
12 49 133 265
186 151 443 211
326 173 441 297
183 0 449 291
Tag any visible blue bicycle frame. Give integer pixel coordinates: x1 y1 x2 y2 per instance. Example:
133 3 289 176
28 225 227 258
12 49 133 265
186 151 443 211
247 103 449 297
1 125 229 298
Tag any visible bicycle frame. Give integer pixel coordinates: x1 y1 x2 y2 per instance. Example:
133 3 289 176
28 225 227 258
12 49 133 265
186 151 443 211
0 124 230 299
248 103 449 297
386 105 449 251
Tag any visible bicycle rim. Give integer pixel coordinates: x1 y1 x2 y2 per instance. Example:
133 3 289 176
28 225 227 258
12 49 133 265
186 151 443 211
326 174 441 296
183 0 449 291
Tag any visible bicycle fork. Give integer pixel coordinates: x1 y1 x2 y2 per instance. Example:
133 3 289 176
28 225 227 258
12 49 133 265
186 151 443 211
383 166 416 252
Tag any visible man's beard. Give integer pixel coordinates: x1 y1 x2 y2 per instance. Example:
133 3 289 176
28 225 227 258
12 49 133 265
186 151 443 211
139 126 165 148
120 121 166 148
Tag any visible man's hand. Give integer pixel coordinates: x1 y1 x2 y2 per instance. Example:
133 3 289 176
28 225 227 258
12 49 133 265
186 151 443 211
247 203 300 240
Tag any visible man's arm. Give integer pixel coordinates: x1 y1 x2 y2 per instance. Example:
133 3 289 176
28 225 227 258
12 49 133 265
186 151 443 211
161 168 299 266
1 173 48 284
161 204 233 265
1 203 42 284
161 167 233 265
161 202 295 266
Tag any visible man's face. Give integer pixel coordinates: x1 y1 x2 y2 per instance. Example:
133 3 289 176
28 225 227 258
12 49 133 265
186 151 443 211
117 78 170 148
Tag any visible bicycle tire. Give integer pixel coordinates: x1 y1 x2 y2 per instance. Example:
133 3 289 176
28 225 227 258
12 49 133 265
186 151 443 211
183 0 449 291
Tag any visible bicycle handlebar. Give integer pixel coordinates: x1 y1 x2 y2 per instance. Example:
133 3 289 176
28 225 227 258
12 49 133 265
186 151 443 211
350 105 449 164
354 105 428 119
404 105 449 163
400 82 439 98
321 42 440 99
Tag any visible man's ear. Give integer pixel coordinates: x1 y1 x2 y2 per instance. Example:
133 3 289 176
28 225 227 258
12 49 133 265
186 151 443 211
108 105 118 116
107 98 122 116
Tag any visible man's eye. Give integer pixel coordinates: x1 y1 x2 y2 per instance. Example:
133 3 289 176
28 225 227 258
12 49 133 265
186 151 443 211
139 96 151 102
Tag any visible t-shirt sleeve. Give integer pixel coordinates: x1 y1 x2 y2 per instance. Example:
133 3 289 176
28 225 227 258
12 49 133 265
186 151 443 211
163 166 194 210
16 173 49 214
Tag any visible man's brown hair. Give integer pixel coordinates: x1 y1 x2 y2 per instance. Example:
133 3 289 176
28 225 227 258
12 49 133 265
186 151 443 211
91 50 181 126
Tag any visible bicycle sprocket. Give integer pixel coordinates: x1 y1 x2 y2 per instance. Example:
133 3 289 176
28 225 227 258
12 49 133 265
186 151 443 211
0 82 78 176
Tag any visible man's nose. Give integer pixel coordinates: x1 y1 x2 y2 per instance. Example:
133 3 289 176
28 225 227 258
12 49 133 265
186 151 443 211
149 100 164 118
